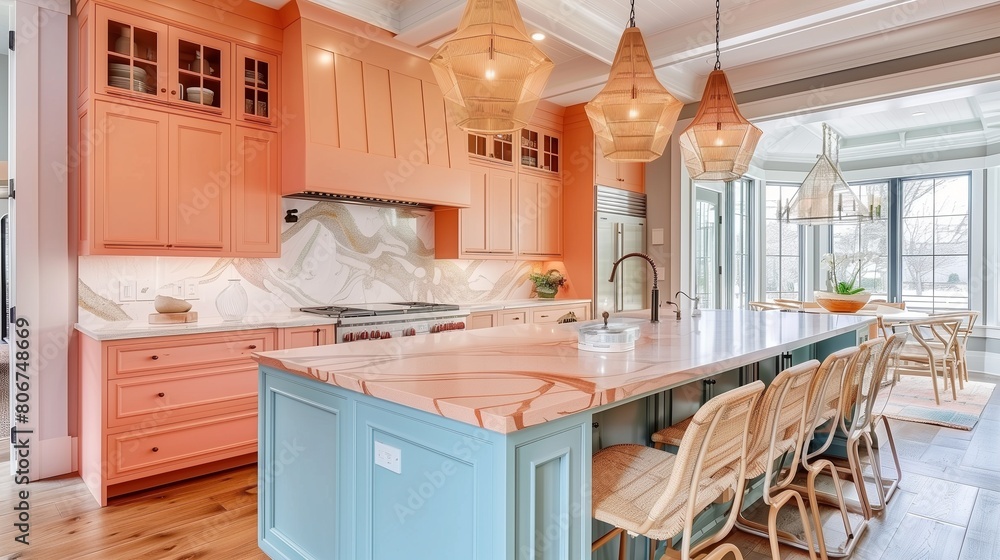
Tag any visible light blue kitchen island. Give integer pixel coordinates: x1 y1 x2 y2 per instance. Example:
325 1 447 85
252 310 872 560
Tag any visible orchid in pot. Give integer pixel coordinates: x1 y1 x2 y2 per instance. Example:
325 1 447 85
815 252 873 312
529 269 567 298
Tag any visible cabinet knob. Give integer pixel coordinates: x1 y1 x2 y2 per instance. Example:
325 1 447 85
152 447 159 452
170 89 177 95
151 355 159 360
157 392 165 398
315 329 321 334
160 87 166 93
249 344 257 349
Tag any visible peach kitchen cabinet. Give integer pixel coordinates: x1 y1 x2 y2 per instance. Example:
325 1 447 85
236 46 279 127
95 5 229 117
466 311 497 330
594 142 645 193
280 325 336 349
517 174 562 258
79 329 276 506
435 164 516 258
518 127 561 175
232 127 280 256
85 101 231 254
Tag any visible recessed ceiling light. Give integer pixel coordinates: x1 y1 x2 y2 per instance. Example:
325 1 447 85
912 111 927 117
531 32 546 41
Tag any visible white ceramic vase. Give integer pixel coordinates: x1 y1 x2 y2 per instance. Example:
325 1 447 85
216 279 248 321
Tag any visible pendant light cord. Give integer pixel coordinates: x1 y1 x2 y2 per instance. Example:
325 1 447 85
629 0 636 28
714 0 721 70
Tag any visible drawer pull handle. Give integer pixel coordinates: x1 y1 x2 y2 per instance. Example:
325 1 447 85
249 344 257 350
152 447 159 452
157 392 165 398
151 355 159 360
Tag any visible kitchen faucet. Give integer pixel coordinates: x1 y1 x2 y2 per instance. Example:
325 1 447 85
674 290 702 317
608 252 659 323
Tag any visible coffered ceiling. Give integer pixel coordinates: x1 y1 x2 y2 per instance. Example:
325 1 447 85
256 0 1000 164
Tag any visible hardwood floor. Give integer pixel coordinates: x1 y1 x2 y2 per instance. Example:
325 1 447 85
1 373 997 560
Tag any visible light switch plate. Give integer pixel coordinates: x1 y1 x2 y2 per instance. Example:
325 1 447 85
651 228 664 245
183 279 200 299
118 280 137 302
374 441 401 474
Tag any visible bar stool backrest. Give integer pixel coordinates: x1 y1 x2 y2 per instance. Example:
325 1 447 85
640 381 765 551
804 346 859 461
841 338 885 434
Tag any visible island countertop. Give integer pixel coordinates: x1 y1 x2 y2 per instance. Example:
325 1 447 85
252 309 873 434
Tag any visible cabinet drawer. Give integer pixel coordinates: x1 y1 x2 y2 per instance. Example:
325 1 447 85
108 365 256 428
500 311 526 326
531 304 589 324
111 330 275 376
108 411 257 478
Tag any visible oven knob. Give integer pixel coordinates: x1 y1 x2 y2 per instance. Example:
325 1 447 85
360 332 368 340
382 332 391 339
406 328 416 336
344 333 352 342
457 321 465 330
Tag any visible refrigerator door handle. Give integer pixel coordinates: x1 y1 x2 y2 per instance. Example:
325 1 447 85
615 223 624 312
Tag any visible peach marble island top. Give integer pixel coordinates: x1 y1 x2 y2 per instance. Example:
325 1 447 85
252 310 873 434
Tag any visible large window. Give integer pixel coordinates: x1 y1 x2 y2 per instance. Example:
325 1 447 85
830 182 890 301
900 174 970 311
764 183 802 301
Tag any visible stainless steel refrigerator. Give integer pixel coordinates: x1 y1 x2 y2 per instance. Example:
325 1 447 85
594 186 647 314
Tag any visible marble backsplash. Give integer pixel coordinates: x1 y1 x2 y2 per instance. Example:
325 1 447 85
79 200 547 323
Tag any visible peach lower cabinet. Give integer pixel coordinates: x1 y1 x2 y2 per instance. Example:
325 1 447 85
253 311 872 560
78 324 334 506
466 301 591 329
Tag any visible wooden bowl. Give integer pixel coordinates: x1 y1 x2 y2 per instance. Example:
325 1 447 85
813 290 871 313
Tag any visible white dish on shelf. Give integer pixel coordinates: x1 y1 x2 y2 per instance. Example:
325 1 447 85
109 63 146 81
186 87 215 105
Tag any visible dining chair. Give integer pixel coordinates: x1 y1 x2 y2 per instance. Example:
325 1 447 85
931 311 978 384
749 302 782 311
591 381 765 560
893 316 962 404
651 362 822 560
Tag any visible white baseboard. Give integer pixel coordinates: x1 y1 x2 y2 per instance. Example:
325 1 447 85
967 350 1000 376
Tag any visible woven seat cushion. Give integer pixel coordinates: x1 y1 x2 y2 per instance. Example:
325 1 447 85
650 417 691 447
592 444 738 540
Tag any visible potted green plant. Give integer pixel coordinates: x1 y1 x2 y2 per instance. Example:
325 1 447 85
815 252 872 312
529 269 567 299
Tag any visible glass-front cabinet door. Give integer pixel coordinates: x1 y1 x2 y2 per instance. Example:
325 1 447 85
97 6 168 102
237 46 278 126
168 28 229 116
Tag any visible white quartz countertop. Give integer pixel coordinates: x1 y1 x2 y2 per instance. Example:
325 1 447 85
253 310 873 434
75 313 338 341
458 298 591 312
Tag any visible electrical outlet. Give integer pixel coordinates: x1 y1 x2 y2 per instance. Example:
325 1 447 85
118 280 137 302
136 279 156 301
374 441 401 474
183 279 200 299
170 283 184 298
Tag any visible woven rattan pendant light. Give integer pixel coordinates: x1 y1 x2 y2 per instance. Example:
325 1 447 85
781 124 870 224
678 0 762 180
584 0 682 162
429 0 554 134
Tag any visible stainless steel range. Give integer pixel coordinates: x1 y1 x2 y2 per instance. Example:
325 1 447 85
299 302 469 343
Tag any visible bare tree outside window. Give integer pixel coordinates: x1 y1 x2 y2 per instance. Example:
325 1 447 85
831 182 890 301
900 175 969 311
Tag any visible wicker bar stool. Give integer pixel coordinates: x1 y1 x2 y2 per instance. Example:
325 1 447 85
591 381 765 560
867 333 909 510
651 362 822 560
